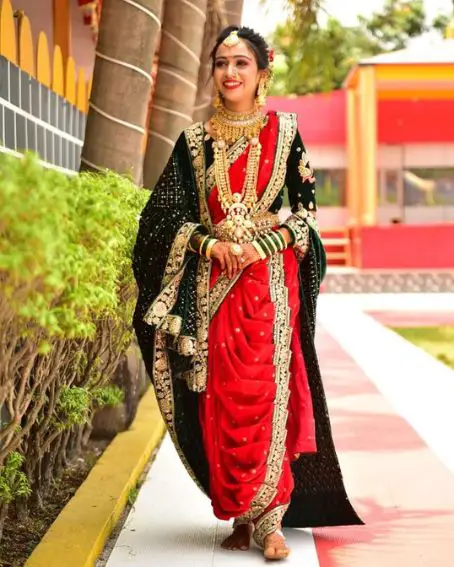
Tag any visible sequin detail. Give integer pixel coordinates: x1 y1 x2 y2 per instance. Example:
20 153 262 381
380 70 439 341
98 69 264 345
185 123 212 230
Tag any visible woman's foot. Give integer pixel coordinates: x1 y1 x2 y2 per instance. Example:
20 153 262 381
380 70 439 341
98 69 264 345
263 529 290 560
221 523 254 551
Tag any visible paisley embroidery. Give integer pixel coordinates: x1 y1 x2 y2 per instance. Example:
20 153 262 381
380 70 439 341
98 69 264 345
298 151 316 184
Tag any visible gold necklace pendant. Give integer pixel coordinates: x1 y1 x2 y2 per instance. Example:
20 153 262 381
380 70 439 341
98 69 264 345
225 197 255 243
213 135 262 243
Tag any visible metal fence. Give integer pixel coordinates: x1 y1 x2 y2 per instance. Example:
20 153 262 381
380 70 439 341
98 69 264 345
0 55 85 173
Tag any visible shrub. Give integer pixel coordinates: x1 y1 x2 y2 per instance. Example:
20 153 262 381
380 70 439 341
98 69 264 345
0 153 148 536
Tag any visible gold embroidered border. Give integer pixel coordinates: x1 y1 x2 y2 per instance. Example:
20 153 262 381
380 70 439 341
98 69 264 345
153 331 205 492
253 505 289 548
144 266 187 330
184 123 212 230
209 272 242 321
172 334 197 356
159 314 183 337
254 112 298 215
235 253 293 523
185 258 211 392
282 214 310 261
144 222 200 333
295 204 320 235
162 222 199 287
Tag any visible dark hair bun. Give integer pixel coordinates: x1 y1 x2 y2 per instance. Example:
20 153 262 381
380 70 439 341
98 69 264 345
210 26 271 72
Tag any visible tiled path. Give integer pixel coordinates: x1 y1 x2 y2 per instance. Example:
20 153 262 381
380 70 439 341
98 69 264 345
105 294 454 567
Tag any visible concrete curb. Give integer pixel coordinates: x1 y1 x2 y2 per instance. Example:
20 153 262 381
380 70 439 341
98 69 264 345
25 388 166 567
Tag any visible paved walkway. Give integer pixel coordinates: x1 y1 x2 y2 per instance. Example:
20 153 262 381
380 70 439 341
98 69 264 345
105 294 454 567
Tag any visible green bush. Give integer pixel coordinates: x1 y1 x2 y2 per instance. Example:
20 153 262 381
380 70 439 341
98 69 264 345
0 453 32 504
0 153 148 534
0 153 147 338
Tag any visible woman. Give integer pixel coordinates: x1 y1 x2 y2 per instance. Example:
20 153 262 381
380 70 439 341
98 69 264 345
133 26 362 561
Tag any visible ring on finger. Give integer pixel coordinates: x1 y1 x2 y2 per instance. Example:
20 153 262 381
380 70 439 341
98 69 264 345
230 243 243 256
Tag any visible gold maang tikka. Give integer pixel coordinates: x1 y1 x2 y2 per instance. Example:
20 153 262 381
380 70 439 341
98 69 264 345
223 29 241 48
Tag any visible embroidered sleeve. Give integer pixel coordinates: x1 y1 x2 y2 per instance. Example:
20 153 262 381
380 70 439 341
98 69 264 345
281 129 319 259
286 130 317 215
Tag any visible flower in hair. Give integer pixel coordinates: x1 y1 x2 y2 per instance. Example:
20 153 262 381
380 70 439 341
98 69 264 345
268 49 275 63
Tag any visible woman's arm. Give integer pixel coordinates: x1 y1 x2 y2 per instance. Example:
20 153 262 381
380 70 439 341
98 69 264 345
280 129 317 260
247 128 317 262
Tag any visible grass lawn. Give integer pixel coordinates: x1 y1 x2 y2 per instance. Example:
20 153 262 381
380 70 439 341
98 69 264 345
392 326 454 370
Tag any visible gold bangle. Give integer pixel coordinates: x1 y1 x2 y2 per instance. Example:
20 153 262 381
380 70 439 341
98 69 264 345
205 238 218 259
198 235 210 256
252 239 267 260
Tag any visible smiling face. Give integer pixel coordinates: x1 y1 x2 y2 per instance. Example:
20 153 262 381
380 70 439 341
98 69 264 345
213 40 265 111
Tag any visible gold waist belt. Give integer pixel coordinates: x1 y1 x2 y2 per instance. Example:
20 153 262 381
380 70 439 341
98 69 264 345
213 212 280 243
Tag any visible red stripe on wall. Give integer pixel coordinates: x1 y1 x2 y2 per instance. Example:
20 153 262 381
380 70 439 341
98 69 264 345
268 92 454 145
359 225 454 269
378 99 454 143
267 91 346 145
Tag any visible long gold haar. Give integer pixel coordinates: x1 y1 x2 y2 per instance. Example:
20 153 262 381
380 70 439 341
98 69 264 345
210 31 268 244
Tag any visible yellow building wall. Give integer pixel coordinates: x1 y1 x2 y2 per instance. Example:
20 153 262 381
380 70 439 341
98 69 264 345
0 0 90 112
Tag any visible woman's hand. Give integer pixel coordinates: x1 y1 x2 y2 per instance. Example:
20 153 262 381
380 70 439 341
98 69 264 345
211 242 261 279
240 243 261 268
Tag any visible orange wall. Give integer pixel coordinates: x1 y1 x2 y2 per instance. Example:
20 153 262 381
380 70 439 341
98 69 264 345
70 0 95 77
11 0 53 44
11 0 94 76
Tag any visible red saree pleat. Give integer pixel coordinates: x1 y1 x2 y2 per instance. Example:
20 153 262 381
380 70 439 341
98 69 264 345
199 113 316 522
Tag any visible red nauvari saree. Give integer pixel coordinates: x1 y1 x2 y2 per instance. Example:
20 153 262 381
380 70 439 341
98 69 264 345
200 113 316 528
133 111 363 544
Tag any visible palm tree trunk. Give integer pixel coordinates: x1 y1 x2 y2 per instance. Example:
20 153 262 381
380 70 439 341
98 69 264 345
193 0 226 123
224 0 244 26
143 0 208 190
80 0 163 183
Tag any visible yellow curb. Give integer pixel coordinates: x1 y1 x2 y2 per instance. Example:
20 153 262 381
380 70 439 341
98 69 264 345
26 387 166 567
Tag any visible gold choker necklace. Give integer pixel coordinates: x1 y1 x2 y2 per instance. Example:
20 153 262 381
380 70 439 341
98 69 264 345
210 107 264 146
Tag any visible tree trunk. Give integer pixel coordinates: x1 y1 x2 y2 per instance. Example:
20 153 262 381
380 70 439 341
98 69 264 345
80 0 163 183
143 0 208 190
193 0 226 123
224 0 244 26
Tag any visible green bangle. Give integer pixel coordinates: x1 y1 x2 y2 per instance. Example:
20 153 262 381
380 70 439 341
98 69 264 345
257 235 273 256
281 224 296 246
252 239 267 260
275 230 287 250
198 235 210 256
265 233 279 253
205 238 218 259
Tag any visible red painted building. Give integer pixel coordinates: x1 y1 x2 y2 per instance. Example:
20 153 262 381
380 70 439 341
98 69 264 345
270 62 454 270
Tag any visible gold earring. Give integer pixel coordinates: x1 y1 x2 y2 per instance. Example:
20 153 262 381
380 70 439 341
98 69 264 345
214 89 224 110
256 77 268 108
